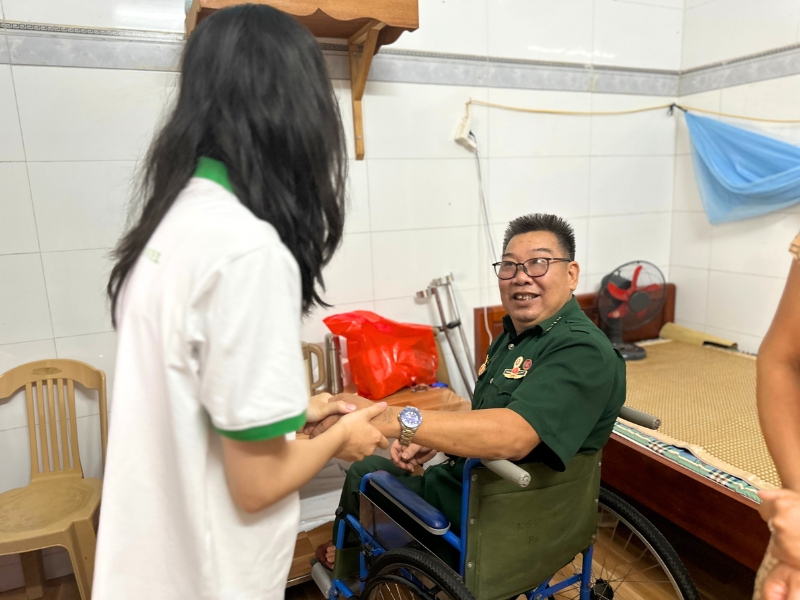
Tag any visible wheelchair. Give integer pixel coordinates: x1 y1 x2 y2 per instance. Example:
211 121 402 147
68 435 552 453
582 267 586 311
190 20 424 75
312 407 699 600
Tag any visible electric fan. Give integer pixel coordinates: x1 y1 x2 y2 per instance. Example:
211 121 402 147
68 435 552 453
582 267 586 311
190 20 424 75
596 260 667 361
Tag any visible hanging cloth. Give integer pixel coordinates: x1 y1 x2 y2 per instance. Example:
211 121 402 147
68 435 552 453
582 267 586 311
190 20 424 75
684 112 800 224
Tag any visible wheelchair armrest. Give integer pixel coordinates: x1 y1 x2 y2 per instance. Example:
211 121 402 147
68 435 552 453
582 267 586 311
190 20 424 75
368 471 451 535
618 405 661 430
480 459 531 487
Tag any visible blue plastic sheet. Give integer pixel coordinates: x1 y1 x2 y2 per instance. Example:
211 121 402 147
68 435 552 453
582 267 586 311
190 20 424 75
684 112 800 223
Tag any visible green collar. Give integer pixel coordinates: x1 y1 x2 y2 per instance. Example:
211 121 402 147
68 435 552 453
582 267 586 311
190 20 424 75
194 156 233 194
503 295 581 338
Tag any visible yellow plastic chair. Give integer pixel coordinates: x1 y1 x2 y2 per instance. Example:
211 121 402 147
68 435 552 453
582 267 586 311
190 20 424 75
0 359 108 600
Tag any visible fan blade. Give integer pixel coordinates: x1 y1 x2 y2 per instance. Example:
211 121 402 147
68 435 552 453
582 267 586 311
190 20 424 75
640 284 662 293
631 265 643 290
609 304 630 319
637 309 648 319
606 282 631 301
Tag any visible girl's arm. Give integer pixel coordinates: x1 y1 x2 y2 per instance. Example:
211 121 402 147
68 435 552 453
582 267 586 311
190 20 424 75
221 402 388 513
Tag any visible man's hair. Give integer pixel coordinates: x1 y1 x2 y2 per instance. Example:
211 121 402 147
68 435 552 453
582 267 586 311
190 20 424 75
502 214 576 261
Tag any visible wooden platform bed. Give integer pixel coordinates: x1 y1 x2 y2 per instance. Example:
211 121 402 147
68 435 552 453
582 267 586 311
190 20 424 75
474 284 770 572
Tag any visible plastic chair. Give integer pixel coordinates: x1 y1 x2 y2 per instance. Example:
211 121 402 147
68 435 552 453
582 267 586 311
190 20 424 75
0 359 108 600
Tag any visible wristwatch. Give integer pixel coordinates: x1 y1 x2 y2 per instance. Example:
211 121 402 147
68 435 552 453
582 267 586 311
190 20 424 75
398 406 422 446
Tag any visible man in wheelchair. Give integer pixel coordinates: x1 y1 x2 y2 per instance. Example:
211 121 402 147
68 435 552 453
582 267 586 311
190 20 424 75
310 213 626 584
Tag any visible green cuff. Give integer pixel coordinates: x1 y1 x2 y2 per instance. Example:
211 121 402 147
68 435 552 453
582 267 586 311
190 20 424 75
215 411 307 442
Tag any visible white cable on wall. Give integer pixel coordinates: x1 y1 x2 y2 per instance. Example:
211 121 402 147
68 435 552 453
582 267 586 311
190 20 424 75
466 131 497 347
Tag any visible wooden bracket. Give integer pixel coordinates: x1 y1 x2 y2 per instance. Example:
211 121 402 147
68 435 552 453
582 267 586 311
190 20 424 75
348 20 386 160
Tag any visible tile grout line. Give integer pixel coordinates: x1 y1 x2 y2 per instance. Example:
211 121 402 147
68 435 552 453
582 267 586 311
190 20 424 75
6 60 58 343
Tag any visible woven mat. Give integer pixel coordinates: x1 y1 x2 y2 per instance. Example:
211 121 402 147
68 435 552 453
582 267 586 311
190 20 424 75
623 340 780 490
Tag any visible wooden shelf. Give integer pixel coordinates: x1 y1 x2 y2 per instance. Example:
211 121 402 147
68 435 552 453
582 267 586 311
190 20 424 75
185 0 419 159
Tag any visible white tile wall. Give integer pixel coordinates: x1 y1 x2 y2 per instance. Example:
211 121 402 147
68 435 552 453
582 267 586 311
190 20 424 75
392 0 488 56
0 254 53 345
670 265 709 325
705 271 786 339
672 155 705 212
368 159 482 231
13 66 169 161
41 250 113 338
362 82 489 160
488 89 592 157
709 213 800 279
27 162 136 252
387 0 685 70
371 227 484 300
586 213 672 276
487 0 594 64
55 332 118 415
682 0 800 70
589 156 674 217
2 0 186 33
488 157 591 222
0 163 39 255
345 161 371 234
319 233 374 306
0 66 25 162
590 95 676 157
593 0 682 70
670 211 712 269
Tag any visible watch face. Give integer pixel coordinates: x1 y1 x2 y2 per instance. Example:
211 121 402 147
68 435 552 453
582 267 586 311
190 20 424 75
400 407 422 428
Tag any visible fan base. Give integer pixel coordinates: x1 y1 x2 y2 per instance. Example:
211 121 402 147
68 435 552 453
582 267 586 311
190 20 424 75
613 342 647 361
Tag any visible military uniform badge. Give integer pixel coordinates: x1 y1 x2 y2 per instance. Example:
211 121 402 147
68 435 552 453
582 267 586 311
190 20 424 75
503 356 528 379
478 354 489 376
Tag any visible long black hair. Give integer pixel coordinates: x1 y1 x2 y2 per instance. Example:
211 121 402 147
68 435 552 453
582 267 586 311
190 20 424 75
107 4 347 326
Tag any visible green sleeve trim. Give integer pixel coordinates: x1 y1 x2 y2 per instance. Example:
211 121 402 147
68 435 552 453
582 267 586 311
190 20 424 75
215 411 307 441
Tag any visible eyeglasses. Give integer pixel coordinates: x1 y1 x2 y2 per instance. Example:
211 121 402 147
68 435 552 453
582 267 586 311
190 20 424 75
493 258 571 280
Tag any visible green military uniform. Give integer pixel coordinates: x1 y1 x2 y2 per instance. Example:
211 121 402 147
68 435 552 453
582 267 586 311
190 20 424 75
335 296 626 540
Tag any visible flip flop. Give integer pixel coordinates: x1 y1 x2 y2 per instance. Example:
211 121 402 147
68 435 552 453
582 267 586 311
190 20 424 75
314 541 335 570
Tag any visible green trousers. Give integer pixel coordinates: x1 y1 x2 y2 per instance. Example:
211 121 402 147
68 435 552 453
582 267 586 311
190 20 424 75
333 455 464 567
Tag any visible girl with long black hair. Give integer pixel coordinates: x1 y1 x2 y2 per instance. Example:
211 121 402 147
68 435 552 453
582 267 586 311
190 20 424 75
93 6 387 598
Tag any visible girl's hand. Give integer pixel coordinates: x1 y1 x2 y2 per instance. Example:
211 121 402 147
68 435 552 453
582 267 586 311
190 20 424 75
305 392 356 424
332 403 390 461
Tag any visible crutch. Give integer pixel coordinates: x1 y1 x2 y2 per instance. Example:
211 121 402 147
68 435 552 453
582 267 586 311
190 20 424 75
417 273 477 399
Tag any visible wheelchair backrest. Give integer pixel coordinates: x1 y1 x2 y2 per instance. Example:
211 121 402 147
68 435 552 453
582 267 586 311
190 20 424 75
463 451 602 600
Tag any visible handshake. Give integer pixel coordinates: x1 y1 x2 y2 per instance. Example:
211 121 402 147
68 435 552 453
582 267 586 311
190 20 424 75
304 393 437 471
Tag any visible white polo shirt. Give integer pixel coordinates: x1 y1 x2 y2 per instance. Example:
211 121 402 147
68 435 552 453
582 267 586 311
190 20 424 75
93 158 308 600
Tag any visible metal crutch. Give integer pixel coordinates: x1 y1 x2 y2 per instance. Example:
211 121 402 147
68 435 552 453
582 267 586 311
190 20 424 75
417 273 477 399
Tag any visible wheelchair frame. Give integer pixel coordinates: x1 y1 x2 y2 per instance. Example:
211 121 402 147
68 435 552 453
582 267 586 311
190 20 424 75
326 458 595 600
318 407 673 600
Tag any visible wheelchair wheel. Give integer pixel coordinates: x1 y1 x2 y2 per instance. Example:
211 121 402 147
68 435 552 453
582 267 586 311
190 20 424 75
549 486 699 600
363 547 476 600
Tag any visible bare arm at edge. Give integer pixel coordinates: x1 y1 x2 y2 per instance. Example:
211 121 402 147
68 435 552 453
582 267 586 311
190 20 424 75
758 259 800 491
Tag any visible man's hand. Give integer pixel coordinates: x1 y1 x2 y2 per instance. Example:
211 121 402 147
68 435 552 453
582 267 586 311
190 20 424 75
305 392 356 425
762 561 800 600
760 489 800 570
390 440 437 472
330 402 390 461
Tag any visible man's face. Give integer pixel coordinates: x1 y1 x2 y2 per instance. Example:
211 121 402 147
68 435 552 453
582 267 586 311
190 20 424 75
499 231 580 333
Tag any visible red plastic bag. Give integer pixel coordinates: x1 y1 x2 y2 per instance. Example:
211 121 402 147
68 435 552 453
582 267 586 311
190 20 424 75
324 311 438 400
